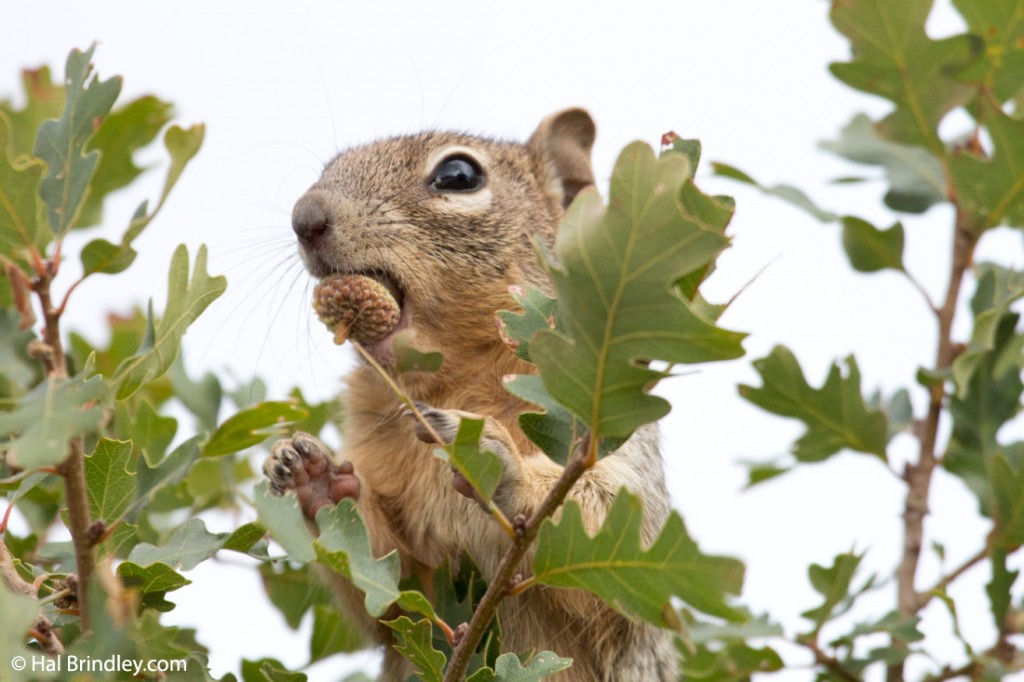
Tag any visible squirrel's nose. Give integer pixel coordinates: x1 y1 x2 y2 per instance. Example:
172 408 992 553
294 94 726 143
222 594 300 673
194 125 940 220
292 192 331 247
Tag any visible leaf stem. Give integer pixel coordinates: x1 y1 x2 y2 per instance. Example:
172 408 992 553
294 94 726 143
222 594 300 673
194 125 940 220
505 575 536 597
443 432 593 682
901 269 938 314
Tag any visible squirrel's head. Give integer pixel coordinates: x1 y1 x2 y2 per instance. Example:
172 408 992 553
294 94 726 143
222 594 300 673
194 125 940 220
292 108 596 369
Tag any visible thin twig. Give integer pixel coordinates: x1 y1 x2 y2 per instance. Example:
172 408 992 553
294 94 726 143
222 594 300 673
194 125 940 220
916 542 991 611
29 263 95 633
28 617 64 656
799 637 863 682
888 214 980 682
922 660 982 682
443 433 594 682
350 341 515 539
350 340 592 677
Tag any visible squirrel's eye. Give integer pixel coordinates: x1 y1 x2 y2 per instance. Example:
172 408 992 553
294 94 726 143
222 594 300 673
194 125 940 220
430 156 484 192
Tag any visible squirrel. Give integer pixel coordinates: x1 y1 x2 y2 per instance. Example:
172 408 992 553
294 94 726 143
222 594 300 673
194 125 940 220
263 109 678 681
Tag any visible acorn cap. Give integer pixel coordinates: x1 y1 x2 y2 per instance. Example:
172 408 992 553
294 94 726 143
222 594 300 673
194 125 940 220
313 274 401 345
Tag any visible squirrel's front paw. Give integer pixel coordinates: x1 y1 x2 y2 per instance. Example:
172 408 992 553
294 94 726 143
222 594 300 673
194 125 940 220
405 403 521 510
263 432 360 520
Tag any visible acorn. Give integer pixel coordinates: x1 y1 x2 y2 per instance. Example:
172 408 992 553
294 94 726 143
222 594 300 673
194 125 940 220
313 274 401 345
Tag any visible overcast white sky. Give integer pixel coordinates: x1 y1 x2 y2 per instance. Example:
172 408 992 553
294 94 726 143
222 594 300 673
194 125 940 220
5 1 1022 680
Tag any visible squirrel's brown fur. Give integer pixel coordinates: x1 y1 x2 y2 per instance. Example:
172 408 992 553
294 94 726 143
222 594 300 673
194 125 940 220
264 110 678 680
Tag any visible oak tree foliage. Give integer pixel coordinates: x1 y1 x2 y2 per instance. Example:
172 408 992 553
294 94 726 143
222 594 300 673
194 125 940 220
2 0 1024 678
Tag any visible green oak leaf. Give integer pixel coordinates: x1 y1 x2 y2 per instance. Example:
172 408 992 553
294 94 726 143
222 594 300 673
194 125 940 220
223 521 269 555
952 263 1024 394
951 103 1024 231
881 388 915 441
33 44 122 236
0 308 39 395
829 611 924 653
534 488 744 623
0 65 65 158
710 162 838 222
76 95 173 228
314 500 437 621
679 640 783 681
829 0 979 153
431 417 502 505
113 244 226 400
955 0 1024 103
466 652 574 682
64 572 136 659
801 552 865 632
81 123 205 277
504 374 627 466
821 114 946 214
230 375 268 408
253 481 316 563
114 398 177 467
131 610 202 666
383 617 446 682
0 363 105 469
840 217 906 273
285 387 335 438
99 521 140 560
84 438 135 525
531 142 744 441
987 547 1020 631
310 603 365 662
739 346 889 461
740 458 792 489
393 328 444 373
80 231 139 277
69 308 153 383
499 287 626 465
426 558 502 668
170 354 223 432
241 659 308 682
185 456 242 509
684 611 784 644
666 135 702 171
499 291 623 465
496 284 559 361
202 400 308 457
135 435 203 509
503 373 587 466
991 451 1024 550
127 517 229 571
0 113 48 263
944 316 1023 514
259 563 333 630
676 613 785 682
0 588 36 682
239 660 295 682
117 560 191 611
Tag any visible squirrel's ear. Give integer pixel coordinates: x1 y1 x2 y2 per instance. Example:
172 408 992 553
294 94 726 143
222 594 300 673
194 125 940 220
528 108 596 210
